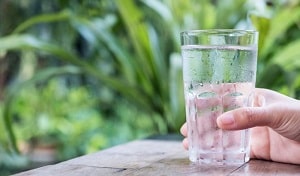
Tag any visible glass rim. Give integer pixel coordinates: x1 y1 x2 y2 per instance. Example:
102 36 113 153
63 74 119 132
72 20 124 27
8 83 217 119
180 29 258 36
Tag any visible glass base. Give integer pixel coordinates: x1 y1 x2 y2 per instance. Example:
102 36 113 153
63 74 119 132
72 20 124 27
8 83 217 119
189 151 250 165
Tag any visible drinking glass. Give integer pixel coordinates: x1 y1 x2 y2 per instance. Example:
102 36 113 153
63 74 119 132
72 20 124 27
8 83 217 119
180 29 258 165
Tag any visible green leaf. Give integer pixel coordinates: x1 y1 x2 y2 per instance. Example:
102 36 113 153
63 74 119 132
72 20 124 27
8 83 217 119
256 64 284 88
70 16 156 111
71 16 138 85
13 10 71 34
272 39 300 70
114 0 154 87
261 7 300 57
147 25 168 99
202 2 216 29
216 0 247 28
249 15 270 58
142 0 173 22
169 53 185 129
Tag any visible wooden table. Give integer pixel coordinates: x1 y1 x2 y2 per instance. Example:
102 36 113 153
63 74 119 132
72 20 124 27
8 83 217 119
14 139 300 175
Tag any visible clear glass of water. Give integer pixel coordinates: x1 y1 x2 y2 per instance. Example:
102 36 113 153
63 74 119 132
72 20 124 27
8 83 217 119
180 29 258 165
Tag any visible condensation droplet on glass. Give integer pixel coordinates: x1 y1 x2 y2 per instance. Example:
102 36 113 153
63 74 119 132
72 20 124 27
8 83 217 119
228 92 243 97
197 92 217 99
188 83 193 90
199 81 203 87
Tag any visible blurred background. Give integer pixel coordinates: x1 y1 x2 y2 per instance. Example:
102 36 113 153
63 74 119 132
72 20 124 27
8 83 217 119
0 0 300 175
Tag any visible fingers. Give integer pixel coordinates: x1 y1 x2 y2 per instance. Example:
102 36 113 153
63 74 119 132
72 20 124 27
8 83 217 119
182 138 188 150
217 88 289 130
180 123 189 150
217 88 300 130
217 101 300 142
180 122 187 137
216 107 271 130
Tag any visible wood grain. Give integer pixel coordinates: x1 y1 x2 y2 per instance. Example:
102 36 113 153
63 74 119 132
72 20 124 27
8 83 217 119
13 139 300 176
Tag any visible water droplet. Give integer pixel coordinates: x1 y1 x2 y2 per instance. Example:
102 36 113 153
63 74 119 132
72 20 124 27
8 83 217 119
197 92 217 99
228 92 243 97
211 105 220 112
199 82 203 87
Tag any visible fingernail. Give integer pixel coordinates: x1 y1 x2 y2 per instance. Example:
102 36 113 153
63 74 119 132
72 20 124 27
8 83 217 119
220 113 235 125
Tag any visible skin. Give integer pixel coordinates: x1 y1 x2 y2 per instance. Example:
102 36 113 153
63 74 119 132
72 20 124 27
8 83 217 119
180 88 300 164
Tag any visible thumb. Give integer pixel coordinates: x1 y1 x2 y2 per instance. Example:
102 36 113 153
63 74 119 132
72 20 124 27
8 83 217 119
217 107 271 130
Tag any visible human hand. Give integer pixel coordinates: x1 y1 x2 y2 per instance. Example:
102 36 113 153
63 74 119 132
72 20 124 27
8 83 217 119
181 88 300 164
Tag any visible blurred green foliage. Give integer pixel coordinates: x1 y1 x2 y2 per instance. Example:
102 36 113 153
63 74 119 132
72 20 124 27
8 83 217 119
250 1 300 96
12 79 157 157
0 0 299 175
